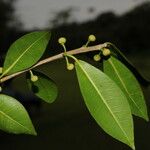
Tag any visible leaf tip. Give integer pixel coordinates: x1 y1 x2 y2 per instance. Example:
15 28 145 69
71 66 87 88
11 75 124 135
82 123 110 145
145 115 149 122
131 144 135 150
26 121 37 136
30 128 37 136
141 112 149 122
128 140 135 150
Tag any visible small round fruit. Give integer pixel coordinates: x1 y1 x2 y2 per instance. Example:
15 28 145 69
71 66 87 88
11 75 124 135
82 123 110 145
67 63 74 70
31 75 38 82
102 48 111 56
0 67 3 74
58 37 66 44
88 35 96 42
93 54 101 61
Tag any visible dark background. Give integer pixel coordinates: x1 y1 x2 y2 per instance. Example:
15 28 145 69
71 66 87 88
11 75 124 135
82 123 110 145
0 0 150 150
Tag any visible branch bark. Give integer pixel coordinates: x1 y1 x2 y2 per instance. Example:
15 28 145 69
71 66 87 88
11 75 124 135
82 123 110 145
0 43 107 83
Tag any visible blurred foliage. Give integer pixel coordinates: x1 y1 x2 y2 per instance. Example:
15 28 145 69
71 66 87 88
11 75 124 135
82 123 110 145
0 0 23 61
0 3 150 149
49 7 78 28
0 1 150 58
0 0 16 29
49 2 150 56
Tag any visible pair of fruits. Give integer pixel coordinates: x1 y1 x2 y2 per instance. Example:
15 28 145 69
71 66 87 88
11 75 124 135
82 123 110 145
93 48 111 62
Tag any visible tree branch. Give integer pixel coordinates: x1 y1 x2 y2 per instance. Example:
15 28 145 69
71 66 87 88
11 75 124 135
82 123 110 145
0 43 107 83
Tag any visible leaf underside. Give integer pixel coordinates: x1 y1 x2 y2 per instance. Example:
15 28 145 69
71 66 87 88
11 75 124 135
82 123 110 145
75 60 135 149
27 71 58 103
0 94 36 135
104 56 149 121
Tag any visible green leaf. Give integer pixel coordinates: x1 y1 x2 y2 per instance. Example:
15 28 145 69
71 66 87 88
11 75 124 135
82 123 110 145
75 60 135 149
27 71 58 103
0 94 36 135
106 42 150 86
104 56 149 121
1 31 50 76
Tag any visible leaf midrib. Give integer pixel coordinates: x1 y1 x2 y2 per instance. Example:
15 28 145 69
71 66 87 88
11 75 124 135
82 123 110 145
108 58 145 117
77 61 132 145
0 110 32 133
2 32 49 76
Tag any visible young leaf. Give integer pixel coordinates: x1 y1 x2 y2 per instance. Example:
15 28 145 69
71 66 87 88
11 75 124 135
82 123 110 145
106 42 150 86
103 56 149 121
0 94 36 135
27 71 58 103
1 31 50 76
75 60 135 149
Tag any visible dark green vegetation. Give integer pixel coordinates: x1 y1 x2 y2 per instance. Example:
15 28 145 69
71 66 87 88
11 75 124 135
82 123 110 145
0 1 150 57
0 56 149 150
0 30 149 149
0 1 150 150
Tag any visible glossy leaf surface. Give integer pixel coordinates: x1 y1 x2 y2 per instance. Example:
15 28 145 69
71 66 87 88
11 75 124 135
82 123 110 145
0 94 36 135
104 56 149 121
75 60 134 149
2 31 50 76
27 71 58 103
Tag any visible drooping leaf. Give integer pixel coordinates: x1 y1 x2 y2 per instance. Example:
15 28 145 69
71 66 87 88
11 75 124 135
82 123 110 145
27 71 58 103
0 94 36 135
1 31 50 76
106 42 150 86
103 56 149 121
75 60 135 149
